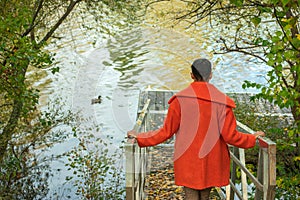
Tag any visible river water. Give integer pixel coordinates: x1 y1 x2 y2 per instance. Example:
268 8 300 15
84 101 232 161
34 12 269 198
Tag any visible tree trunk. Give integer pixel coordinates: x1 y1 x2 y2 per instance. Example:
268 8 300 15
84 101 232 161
291 96 300 153
0 64 27 163
0 98 24 162
0 0 83 163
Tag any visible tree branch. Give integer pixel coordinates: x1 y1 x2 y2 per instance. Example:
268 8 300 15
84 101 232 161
22 0 44 40
38 0 83 46
215 37 268 63
274 7 299 52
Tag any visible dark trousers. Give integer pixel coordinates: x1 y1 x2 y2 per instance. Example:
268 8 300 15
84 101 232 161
184 187 212 200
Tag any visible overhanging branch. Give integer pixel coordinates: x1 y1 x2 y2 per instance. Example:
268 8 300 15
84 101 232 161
38 0 83 46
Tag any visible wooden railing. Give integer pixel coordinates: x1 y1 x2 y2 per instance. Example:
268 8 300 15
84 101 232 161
125 99 151 200
221 121 277 200
125 90 276 200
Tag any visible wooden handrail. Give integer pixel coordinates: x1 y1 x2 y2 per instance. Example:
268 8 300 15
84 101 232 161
133 99 151 132
230 151 264 191
227 121 276 200
125 99 151 200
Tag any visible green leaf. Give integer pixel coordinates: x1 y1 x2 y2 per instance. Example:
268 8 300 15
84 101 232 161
258 6 272 13
262 40 269 46
251 17 261 27
276 11 286 18
281 0 290 6
283 50 295 59
292 37 300 48
51 67 60 74
230 0 244 6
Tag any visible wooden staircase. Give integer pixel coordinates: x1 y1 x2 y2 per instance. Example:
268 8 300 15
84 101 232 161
125 89 276 200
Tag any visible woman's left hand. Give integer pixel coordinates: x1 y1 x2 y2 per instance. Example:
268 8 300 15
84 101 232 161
127 130 138 140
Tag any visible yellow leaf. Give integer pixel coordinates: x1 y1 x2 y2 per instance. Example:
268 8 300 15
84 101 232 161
294 156 300 161
296 34 300 40
276 178 283 187
175 187 183 193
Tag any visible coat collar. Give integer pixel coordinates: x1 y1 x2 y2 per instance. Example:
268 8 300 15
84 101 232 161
169 82 236 108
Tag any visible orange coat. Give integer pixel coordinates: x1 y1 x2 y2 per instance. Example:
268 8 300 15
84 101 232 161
136 82 256 189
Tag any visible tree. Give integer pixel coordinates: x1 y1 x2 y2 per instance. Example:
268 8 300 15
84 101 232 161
0 0 143 198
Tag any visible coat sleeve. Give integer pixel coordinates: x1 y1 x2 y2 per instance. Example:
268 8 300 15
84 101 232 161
220 106 256 149
136 99 180 147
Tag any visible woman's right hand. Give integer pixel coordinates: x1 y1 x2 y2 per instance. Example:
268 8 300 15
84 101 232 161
253 131 265 139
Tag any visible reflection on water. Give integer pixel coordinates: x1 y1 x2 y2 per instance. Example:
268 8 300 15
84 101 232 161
105 28 149 89
104 27 204 91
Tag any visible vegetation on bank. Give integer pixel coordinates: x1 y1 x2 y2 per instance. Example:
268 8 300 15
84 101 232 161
234 95 299 199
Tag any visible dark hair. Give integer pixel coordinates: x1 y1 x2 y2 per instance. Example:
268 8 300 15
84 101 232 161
191 58 212 81
191 65 204 81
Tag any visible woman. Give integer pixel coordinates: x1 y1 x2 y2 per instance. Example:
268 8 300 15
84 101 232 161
127 58 265 200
